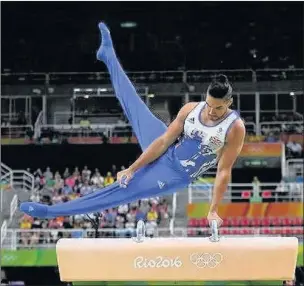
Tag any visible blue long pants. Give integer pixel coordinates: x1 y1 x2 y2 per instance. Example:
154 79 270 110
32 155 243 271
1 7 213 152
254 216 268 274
19 23 191 219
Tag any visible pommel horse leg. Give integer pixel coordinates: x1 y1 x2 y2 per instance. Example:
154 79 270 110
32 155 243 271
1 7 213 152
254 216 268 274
56 220 298 282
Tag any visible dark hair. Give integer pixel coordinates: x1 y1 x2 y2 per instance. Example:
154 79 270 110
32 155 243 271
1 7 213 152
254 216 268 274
207 74 233 99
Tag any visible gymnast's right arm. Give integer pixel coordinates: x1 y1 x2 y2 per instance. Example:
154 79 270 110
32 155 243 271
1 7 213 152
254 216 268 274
117 102 197 185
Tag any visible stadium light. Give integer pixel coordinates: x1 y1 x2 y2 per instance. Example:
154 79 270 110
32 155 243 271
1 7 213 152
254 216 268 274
120 21 137 28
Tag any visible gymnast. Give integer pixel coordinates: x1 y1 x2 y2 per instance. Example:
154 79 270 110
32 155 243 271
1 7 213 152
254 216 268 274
20 22 246 227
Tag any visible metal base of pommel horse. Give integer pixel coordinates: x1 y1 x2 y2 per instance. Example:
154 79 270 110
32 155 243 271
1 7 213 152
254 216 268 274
56 220 299 282
132 219 220 243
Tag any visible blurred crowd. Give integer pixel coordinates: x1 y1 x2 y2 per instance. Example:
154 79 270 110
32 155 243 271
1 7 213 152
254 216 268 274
243 113 303 137
18 165 171 247
286 141 303 159
260 114 303 136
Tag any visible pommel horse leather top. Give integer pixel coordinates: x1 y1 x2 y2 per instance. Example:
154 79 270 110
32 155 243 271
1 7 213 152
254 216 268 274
56 236 298 282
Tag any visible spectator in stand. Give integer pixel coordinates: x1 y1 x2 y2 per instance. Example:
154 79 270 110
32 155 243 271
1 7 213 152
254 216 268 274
82 165 91 182
115 214 126 237
264 132 277 142
65 175 76 189
48 217 61 229
56 217 65 228
287 140 303 158
91 169 104 187
129 200 139 210
125 206 137 236
80 180 93 196
102 209 116 229
54 171 64 191
45 173 56 191
290 176 303 202
39 176 46 190
294 124 303 134
146 206 158 237
41 194 52 205
30 218 43 246
275 179 287 202
261 125 271 136
116 203 128 219
135 207 146 222
104 172 114 186
157 198 170 224
43 167 53 180
111 164 117 176
139 199 150 214
62 217 73 229
251 176 262 202
69 189 81 201
30 190 41 203
19 216 32 246
52 189 63 204
296 175 303 184
63 167 70 179
20 216 32 229
33 168 43 186
73 167 81 179
62 182 73 196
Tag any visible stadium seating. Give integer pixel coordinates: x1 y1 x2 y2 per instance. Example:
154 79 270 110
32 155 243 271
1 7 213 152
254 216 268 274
188 217 304 228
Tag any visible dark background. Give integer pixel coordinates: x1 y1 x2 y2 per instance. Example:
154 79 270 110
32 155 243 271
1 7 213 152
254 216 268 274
1 2 303 72
2 267 66 286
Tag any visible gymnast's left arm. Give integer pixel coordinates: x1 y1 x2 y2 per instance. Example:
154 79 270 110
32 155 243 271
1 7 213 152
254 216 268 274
208 119 246 225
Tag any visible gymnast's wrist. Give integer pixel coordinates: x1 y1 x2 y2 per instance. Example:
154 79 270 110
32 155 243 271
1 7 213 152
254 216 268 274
209 205 218 213
129 165 137 173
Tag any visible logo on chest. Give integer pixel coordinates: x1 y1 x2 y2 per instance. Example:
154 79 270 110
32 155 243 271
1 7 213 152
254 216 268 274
209 136 222 148
190 128 207 140
217 127 223 136
187 117 195 124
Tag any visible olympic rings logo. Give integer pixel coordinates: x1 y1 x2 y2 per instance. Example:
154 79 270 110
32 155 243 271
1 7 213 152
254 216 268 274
190 253 223 268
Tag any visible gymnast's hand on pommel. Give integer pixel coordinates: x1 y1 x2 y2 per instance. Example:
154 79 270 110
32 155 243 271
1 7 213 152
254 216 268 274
117 168 134 188
207 211 223 227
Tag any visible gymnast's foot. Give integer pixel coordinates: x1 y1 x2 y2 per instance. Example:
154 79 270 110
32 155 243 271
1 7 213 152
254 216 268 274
20 202 49 218
96 22 116 63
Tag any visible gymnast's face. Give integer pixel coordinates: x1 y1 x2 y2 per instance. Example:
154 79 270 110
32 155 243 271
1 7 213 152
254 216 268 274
205 94 232 121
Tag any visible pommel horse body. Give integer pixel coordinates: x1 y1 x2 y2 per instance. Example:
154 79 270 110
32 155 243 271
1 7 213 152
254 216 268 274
56 220 298 282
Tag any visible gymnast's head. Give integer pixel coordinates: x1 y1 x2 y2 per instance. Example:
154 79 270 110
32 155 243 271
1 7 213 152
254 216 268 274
205 74 233 121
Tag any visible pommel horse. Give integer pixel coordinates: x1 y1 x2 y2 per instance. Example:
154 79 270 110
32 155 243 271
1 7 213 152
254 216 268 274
56 220 298 282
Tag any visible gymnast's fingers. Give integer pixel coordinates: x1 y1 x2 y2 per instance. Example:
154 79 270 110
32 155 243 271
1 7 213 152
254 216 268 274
119 175 127 188
207 211 223 227
215 216 223 227
117 171 126 187
217 217 223 226
124 172 133 186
